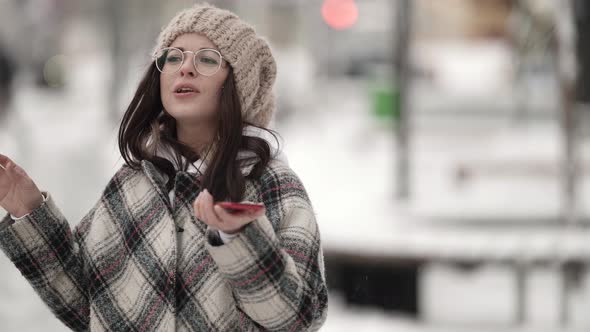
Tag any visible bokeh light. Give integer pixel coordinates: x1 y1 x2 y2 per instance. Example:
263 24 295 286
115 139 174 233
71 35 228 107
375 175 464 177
321 0 358 31
43 54 67 88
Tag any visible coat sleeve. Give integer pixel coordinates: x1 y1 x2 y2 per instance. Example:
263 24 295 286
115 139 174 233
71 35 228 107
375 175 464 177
0 191 95 332
205 162 328 331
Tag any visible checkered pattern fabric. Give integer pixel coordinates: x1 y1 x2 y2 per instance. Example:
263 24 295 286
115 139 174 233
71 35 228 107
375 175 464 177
0 159 327 331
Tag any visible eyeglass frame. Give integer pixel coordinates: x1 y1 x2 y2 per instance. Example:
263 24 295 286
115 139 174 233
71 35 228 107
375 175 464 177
152 47 226 76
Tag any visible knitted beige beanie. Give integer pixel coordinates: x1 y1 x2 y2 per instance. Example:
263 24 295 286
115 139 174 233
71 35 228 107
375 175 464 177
153 3 277 128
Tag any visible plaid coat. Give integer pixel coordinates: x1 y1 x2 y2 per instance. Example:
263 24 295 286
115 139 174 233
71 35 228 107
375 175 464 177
0 159 328 331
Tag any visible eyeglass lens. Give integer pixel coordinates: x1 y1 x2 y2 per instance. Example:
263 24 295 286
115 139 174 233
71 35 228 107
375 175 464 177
155 48 221 76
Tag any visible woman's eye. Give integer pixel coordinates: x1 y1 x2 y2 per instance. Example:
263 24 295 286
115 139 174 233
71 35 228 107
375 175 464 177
166 56 182 63
199 56 218 65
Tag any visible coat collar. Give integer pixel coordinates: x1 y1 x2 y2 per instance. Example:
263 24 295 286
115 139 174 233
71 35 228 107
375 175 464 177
152 125 289 178
140 159 173 209
140 125 289 204
140 158 203 204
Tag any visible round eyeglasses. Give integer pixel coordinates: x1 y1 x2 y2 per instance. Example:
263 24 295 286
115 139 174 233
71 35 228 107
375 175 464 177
153 47 224 76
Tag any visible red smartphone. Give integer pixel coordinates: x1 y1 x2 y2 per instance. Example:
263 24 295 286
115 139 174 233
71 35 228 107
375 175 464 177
216 202 265 214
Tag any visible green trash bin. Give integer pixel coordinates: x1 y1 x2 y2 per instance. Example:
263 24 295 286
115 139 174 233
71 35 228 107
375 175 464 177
370 81 400 122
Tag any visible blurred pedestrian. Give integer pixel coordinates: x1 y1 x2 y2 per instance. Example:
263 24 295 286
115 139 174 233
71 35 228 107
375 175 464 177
0 3 328 331
0 44 15 119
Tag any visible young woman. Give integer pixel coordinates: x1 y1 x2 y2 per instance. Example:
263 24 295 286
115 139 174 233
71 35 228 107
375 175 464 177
0 3 328 331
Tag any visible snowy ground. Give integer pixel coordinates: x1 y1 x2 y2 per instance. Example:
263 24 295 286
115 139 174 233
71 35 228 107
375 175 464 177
1 48 590 331
280 78 590 331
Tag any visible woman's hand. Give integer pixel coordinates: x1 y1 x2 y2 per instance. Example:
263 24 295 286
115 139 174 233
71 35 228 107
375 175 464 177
193 189 265 235
0 154 44 218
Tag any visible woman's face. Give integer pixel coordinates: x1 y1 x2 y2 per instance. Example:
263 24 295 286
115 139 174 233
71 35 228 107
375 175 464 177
159 33 229 126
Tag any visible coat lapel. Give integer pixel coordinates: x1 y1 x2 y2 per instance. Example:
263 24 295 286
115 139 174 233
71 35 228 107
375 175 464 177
141 160 173 214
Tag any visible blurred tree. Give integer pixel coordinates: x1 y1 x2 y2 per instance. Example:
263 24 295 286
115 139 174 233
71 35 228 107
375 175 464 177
574 0 590 102
0 45 15 119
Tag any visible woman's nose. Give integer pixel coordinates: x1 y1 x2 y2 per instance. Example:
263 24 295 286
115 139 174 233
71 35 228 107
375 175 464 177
180 54 197 77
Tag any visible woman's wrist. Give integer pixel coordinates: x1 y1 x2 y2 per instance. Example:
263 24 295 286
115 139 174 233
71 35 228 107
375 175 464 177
220 225 245 235
11 193 46 219
218 229 240 244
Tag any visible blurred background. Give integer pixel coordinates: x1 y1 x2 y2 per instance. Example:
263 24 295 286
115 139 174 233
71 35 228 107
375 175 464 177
1 0 590 331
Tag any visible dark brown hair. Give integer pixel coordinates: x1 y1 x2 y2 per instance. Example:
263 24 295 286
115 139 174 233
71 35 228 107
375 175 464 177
118 62 280 202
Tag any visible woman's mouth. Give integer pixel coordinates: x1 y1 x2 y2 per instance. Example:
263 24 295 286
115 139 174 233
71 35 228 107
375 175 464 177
174 87 199 97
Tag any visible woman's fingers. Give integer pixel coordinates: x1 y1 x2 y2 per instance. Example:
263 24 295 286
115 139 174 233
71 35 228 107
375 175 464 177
193 191 203 219
213 204 265 223
0 159 18 182
0 157 15 194
0 153 43 217
200 190 223 225
0 153 10 168
0 161 10 192
4 161 33 187
0 155 18 178
193 194 202 219
192 189 265 234
193 190 219 224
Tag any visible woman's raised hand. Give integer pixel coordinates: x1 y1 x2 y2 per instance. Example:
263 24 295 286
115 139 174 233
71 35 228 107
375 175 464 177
193 189 265 235
0 154 44 218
